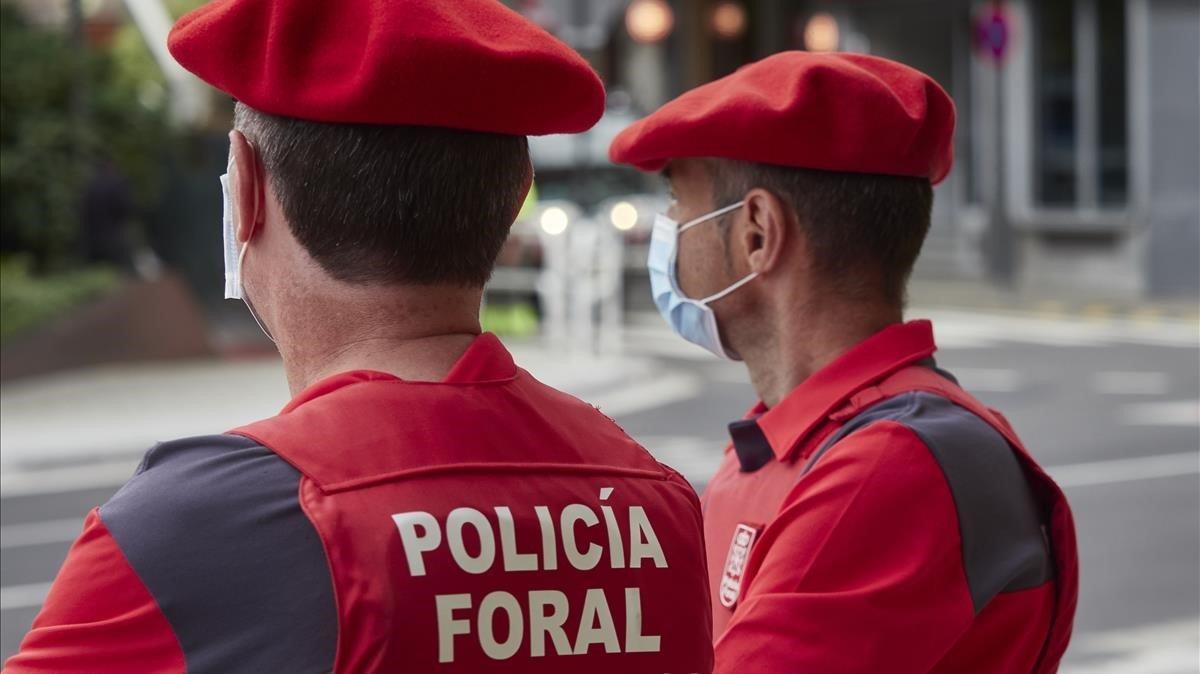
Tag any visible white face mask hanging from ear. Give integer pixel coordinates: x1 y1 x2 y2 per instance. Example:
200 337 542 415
219 153 275 342
218 171 244 301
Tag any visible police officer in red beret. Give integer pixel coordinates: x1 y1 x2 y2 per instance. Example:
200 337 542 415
5 1 713 672
610 52 1079 673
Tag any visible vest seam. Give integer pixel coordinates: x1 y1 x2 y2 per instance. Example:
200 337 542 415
778 346 937 460
890 419 985 616
826 393 1049 615
800 391 922 477
316 462 672 493
295 477 342 673
94 507 190 671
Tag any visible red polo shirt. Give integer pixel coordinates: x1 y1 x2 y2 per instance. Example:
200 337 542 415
702 320 1077 673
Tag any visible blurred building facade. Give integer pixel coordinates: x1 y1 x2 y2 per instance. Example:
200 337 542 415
12 0 1198 301
579 0 1200 299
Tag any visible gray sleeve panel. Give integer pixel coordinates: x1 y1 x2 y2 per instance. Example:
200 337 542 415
100 434 337 674
806 392 1053 615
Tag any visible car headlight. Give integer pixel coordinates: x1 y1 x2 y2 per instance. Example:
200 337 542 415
610 201 639 231
540 207 569 235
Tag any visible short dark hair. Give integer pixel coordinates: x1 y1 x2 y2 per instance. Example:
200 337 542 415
711 160 933 307
234 103 530 286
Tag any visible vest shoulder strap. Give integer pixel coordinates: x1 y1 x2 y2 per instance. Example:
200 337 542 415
804 363 1078 674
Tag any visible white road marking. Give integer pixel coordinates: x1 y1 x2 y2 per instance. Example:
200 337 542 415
624 309 1199 359
1119 400 1200 427
1093 371 1171 396
0 358 287 469
705 365 753 384
0 458 140 497
636 435 725 484
590 372 704 418
1060 618 1199 674
0 582 52 611
928 317 1112 349
621 326 715 361
1049 451 1200 488
951 367 1025 393
917 309 1200 349
0 518 84 549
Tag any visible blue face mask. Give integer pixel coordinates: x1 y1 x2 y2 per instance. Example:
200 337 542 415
647 201 757 360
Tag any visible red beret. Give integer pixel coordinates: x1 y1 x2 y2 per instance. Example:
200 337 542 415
168 0 605 136
609 52 956 184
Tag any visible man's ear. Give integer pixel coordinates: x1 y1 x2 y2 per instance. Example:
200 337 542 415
229 130 263 245
739 187 791 276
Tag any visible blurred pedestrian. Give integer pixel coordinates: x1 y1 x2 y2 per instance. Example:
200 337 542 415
4 1 713 672
80 156 135 272
610 51 1079 673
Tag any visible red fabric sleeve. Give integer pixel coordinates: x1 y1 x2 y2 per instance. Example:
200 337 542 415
3 508 184 674
713 422 976 674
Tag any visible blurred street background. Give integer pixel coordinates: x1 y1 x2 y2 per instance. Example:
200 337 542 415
1 0 1197 671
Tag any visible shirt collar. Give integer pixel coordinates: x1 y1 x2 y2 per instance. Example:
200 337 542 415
280 332 517 413
440 332 518 383
729 320 937 469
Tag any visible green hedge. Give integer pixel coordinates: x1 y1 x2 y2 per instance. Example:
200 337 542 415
0 256 119 343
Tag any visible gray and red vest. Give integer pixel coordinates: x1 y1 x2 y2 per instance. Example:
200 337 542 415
703 320 1078 673
7 334 713 674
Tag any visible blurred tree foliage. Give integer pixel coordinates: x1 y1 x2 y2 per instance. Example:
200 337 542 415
0 2 173 272
0 2 205 343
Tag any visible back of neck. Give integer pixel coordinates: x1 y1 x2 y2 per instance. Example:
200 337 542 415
742 302 901 408
273 285 484 395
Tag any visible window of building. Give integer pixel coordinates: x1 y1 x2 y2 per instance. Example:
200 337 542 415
1032 0 1128 209
1096 0 1128 206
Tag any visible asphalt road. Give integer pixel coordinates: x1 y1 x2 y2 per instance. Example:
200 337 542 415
2 311 1197 670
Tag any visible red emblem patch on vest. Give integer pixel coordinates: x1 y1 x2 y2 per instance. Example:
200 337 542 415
719 523 759 609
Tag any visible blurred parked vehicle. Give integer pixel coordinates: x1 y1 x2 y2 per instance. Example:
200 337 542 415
488 102 665 320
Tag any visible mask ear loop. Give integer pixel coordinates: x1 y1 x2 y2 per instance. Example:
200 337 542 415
697 271 758 306
236 141 276 344
237 244 275 344
678 200 745 233
674 200 754 305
